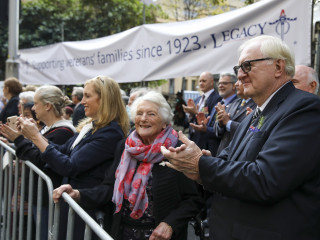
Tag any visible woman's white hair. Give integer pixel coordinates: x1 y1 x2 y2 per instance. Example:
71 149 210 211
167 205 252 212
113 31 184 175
130 91 173 125
19 91 35 103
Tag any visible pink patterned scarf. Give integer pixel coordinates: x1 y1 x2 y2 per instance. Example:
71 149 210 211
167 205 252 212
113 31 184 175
112 125 178 219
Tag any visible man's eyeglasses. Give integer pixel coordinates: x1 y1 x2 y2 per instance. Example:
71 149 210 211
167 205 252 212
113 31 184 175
233 57 273 76
218 82 234 86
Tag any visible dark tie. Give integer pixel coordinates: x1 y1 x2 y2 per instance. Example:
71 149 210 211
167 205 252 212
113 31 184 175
199 95 205 112
251 108 261 125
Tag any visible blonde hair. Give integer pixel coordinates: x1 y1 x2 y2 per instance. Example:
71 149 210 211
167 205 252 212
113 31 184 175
77 76 130 135
35 85 72 117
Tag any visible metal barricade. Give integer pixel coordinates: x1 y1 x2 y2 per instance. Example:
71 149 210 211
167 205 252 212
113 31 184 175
0 141 113 240
54 193 113 240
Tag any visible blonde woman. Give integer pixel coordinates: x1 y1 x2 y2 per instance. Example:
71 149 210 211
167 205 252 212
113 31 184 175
17 76 130 239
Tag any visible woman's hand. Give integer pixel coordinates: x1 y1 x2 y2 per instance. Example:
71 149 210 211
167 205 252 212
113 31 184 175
53 184 80 203
17 117 40 140
0 136 9 144
0 123 21 141
149 222 173 240
17 117 49 152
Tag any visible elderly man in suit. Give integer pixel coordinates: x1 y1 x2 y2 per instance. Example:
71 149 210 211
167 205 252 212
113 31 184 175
183 72 221 152
214 79 256 155
161 35 320 240
292 65 319 94
189 73 237 156
71 87 86 127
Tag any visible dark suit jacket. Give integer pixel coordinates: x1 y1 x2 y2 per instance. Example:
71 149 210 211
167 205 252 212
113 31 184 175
72 103 86 127
189 90 222 152
79 139 203 239
215 98 256 155
0 96 19 123
42 121 125 240
199 82 320 240
206 95 237 156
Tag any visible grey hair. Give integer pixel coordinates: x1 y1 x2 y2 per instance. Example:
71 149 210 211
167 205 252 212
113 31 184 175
36 85 72 117
239 35 295 78
130 87 150 98
130 91 173 125
309 68 319 94
220 72 237 83
72 87 84 101
19 91 35 103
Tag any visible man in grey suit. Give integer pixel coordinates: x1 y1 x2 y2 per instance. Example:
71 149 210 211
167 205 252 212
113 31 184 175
161 35 320 240
214 79 256 155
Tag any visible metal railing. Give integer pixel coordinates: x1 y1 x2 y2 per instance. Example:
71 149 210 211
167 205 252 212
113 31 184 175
0 140 113 240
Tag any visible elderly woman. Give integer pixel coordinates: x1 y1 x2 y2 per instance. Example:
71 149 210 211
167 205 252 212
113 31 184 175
53 91 203 240
18 91 35 116
16 76 129 239
0 77 23 123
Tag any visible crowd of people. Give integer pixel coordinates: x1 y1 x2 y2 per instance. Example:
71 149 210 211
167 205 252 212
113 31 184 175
0 35 319 240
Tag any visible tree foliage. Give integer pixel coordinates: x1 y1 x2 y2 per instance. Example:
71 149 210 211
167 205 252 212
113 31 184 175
0 0 161 80
162 0 227 21
244 0 255 5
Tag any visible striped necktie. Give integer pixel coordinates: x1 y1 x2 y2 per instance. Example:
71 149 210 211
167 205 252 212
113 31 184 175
251 108 261 125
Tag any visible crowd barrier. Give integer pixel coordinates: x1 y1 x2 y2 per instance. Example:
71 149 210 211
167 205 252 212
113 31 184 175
0 140 113 240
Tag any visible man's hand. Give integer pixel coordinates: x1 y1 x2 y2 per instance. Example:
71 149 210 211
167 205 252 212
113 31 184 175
216 105 230 127
190 121 207 132
246 107 253 116
53 184 80 203
202 149 212 156
182 99 198 115
149 222 173 240
196 112 209 125
161 131 202 181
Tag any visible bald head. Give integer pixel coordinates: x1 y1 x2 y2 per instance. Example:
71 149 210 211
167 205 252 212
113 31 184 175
292 65 319 94
199 72 214 93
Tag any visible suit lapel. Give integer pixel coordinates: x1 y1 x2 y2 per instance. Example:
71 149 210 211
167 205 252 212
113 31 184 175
228 115 252 160
227 98 241 119
207 104 217 126
232 99 253 120
228 82 294 161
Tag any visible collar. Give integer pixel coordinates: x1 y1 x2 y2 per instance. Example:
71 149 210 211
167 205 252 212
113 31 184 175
41 119 77 135
223 94 237 106
203 89 215 99
259 81 290 112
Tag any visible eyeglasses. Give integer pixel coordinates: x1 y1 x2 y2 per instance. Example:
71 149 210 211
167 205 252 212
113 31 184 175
218 82 234 86
233 58 273 76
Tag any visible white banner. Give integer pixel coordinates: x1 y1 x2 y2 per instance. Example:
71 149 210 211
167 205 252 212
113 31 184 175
18 0 312 85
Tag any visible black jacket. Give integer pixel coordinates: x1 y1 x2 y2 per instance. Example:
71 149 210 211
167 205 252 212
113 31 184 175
0 96 19 123
79 139 204 239
14 125 75 206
